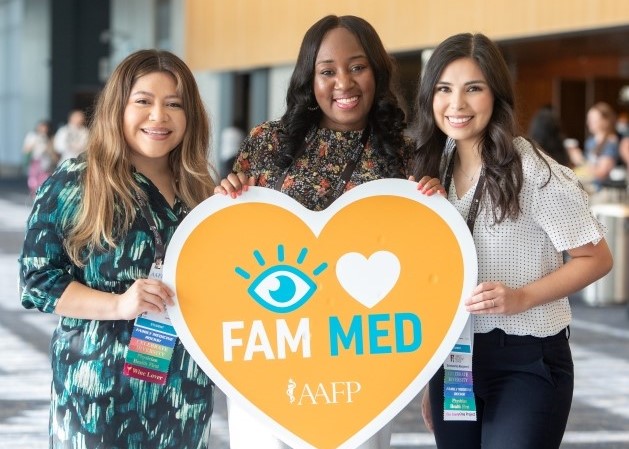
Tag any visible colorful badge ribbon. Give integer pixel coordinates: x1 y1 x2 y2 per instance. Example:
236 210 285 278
123 264 178 385
443 317 476 420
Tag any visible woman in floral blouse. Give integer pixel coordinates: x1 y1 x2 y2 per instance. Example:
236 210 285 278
217 14 442 449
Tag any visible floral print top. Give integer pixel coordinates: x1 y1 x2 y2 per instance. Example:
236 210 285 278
234 120 414 211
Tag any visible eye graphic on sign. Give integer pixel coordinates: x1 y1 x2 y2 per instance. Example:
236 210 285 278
248 265 316 311
235 244 328 313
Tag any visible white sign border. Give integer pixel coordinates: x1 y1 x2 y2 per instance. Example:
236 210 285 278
163 178 477 449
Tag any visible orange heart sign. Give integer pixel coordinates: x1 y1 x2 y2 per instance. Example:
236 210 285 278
163 179 476 449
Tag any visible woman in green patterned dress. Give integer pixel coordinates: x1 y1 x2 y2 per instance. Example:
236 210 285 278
19 49 216 449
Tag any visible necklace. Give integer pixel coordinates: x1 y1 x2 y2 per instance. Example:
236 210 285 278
458 162 482 182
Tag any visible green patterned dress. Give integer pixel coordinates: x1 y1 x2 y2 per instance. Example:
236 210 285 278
19 158 214 449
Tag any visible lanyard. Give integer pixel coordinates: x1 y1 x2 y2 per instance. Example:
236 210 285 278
135 194 166 267
274 127 370 208
443 149 485 234
442 147 484 422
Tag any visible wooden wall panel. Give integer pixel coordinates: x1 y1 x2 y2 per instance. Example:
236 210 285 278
514 55 629 141
185 0 629 71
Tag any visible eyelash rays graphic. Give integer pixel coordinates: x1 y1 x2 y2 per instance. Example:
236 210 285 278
235 244 328 313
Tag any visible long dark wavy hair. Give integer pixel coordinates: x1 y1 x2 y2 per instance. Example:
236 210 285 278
278 15 406 178
411 33 543 223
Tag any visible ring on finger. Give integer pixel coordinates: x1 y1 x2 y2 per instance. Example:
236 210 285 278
491 299 495 308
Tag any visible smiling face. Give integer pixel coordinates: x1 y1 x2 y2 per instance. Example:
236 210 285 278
313 27 376 132
432 57 494 152
123 71 186 171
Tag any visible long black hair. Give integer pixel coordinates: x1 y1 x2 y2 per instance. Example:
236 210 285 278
411 32 527 223
278 15 406 178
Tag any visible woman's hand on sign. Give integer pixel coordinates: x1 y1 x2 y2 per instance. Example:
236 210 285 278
53 279 174 321
214 172 256 198
116 279 175 320
412 175 446 196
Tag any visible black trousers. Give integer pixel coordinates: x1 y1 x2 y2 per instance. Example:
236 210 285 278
429 328 574 449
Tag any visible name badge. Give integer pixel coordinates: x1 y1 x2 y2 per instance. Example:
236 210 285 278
443 317 477 421
123 263 178 385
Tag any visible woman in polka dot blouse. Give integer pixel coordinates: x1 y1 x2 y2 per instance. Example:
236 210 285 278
411 33 613 449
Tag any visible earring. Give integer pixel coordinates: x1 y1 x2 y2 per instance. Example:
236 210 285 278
307 104 319 111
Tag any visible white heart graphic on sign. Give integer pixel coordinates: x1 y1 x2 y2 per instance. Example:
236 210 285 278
336 251 401 308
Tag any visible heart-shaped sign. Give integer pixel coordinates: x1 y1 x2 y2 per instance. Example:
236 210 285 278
163 179 476 449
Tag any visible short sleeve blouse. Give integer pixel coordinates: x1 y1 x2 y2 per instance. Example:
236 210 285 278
444 137 606 337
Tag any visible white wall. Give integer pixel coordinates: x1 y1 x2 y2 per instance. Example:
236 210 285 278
267 65 293 121
22 0 51 145
109 0 186 72
109 0 157 72
170 0 185 57
194 71 223 177
0 0 24 174
0 0 50 175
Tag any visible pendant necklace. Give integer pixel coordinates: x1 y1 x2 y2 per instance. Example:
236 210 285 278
458 162 481 182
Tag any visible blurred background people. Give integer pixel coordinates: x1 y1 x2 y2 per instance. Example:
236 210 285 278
569 102 620 190
620 133 629 167
22 119 58 197
616 111 629 138
527 105 571 167
617 111 629 168
53 109 89 164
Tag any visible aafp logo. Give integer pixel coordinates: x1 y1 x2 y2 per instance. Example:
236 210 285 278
286 378 362 405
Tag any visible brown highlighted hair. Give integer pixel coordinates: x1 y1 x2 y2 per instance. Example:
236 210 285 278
66 49 216 265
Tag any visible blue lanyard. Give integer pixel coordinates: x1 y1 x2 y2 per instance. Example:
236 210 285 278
443 149 485 234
